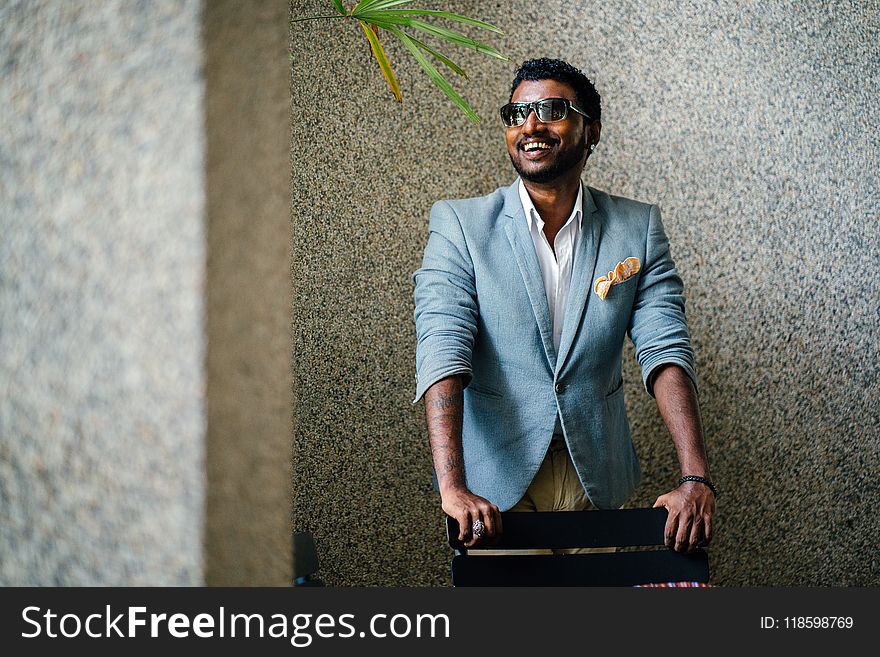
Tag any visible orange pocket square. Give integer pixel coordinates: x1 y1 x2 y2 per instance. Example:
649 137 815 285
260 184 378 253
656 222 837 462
594 257 640 300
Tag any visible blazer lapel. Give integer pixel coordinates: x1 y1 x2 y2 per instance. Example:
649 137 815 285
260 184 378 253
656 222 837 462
556 185 602 371
501 181 557 368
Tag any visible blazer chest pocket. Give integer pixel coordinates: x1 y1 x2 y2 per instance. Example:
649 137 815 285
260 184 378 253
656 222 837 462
605 274 638 302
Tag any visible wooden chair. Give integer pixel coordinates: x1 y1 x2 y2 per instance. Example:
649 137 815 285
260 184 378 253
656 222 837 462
447 508 710 586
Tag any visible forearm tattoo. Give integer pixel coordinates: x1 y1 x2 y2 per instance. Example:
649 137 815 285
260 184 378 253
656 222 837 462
425 377 466 487
428 392 461 411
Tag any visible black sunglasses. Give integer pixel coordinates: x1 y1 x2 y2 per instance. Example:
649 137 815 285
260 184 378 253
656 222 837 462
499 97 590 128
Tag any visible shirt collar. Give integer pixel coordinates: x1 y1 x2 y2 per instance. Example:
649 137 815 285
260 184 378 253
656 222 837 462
518 178 583 231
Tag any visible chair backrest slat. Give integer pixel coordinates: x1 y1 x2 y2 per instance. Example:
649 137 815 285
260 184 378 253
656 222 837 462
446 509 711 587
452 551 709 587
447 509 668 550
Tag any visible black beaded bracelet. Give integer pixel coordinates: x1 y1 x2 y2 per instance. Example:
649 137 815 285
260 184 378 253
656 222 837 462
678 475 718 497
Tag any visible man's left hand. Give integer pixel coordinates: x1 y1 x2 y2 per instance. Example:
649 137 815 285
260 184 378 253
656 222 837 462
653 481 715 553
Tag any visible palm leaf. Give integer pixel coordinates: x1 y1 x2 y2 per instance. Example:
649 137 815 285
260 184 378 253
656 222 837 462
407 35 467 78
354 12 508 61
364 9 504 34
389 26 480 123
358 20 402 102
301 1 508 121
353 0 412 12
354 0 414 11
406 18 508 60
351 15 404 29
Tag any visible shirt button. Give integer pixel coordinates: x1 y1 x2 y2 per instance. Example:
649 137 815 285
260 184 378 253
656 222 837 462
555 382 565 394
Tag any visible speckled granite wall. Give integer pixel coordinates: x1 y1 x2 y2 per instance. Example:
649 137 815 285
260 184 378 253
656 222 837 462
204 0 293 586
1 0 206 584
292 0 878 586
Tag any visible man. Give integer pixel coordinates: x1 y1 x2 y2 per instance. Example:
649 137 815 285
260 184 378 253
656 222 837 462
413 58 715 554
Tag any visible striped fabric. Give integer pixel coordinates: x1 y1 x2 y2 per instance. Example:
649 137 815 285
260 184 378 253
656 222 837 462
634 582 712 587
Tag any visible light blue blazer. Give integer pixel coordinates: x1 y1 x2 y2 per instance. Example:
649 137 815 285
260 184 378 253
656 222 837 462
413 179 697 511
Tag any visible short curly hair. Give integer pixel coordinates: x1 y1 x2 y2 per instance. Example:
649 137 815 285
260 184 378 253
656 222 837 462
510 58 601 122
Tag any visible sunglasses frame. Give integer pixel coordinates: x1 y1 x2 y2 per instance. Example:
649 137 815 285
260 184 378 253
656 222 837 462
500 97 591 128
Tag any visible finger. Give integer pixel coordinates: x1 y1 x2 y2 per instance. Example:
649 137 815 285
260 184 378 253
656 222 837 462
475 507 496 547
486 504 502 546
465 510 484 548
654 495 675 546
458 510 472 544
478 505 495 541
702 512 713 545
482 506 499 544
465 523 478 548
493 505 503 541
675 513 691 553
688 514 703 552
664 511 678 549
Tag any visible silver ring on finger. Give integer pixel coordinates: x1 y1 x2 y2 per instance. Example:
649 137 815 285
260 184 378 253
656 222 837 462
471 519 485 539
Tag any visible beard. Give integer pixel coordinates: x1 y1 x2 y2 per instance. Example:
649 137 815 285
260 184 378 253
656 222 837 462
509 129 589 184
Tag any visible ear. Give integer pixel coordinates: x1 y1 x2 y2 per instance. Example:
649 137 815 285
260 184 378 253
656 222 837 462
590 120 602 146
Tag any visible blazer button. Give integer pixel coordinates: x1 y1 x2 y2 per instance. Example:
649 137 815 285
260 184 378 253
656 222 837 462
555 382 566 394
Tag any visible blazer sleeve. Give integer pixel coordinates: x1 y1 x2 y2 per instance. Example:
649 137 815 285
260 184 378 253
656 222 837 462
411 200 479 404
627 204 698 398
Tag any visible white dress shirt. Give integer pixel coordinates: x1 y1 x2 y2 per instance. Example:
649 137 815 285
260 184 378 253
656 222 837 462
518 179 583 354
518 179 583 436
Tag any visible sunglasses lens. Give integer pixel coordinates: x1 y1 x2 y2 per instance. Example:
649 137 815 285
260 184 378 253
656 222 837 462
501 103 528 127
536 99 567 122
501 99 572 126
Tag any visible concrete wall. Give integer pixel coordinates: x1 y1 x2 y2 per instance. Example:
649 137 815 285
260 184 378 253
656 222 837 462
1 0 292 587
1 0 206 584
290 0 879 585
203 0 293 586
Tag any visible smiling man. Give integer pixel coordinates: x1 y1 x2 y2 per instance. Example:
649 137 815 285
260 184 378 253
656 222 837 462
413 58 716 554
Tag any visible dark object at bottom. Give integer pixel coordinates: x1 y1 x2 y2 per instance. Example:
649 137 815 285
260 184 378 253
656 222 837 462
293 532 324 586
447 509 710 587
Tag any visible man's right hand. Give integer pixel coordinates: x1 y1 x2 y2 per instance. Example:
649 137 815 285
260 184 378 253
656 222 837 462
424 375 502 547
441 486 503 548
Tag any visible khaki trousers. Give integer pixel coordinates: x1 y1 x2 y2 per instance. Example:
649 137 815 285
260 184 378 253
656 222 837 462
478 438 616 556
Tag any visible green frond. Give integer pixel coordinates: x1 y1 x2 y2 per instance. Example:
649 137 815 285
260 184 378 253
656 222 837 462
310 1 508 120
354 0 414 12
368 9 504 34
389 26 480 123
353 0 412 13
407 19 509 60
359 20 402 102
407 35 467 78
